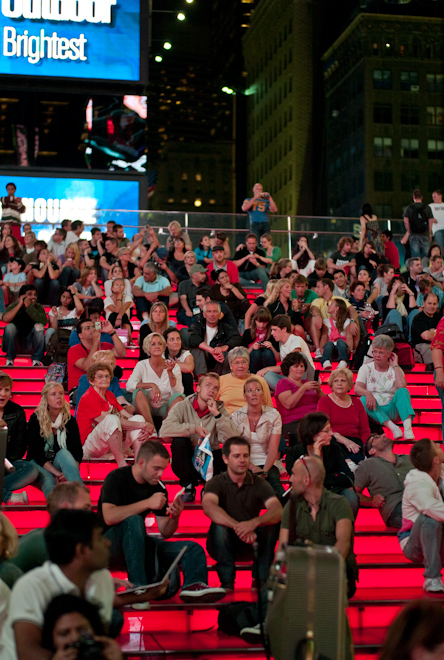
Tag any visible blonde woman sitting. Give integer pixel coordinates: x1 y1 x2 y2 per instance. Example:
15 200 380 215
126 332 185 428
76 362 152 466
27 383 83 498
231 376 284 497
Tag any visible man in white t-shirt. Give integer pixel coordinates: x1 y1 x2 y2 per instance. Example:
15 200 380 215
257 314 314 390
0 509 115 660
430 189 444 256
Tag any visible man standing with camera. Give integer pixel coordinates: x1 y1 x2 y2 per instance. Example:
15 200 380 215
242 183 277 239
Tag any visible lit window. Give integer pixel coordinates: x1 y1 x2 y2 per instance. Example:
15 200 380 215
181 173 188 180
401 138 419 159
209 199 216 204
194 199 202 207
167 198 175 203
195 173 202 181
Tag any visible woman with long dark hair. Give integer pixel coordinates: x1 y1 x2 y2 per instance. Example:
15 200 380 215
242 306 278 373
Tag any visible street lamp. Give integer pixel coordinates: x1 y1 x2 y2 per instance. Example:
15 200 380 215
163 41 172 50
177 12 185 20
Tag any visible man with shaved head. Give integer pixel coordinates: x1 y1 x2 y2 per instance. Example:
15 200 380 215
278 454 358 598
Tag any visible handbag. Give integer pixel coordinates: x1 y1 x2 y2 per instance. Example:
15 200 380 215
192 435 214 480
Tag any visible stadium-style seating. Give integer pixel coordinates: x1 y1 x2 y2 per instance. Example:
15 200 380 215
1 287 442 660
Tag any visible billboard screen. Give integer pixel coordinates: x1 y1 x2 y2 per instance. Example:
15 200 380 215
0 0 145 82
0 173 141 239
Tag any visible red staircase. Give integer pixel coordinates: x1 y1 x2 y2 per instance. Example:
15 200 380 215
1 293 443 660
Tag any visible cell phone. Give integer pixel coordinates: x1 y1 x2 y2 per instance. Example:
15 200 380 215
94 321 101 331
314 370 320 381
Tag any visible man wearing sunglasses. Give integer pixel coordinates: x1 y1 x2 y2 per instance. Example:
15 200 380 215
278 454 358 598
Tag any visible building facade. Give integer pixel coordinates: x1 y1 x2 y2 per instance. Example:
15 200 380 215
322 13 444 219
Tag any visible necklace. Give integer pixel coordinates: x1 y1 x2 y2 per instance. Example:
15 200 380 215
329 393 351 408
248 413 261 430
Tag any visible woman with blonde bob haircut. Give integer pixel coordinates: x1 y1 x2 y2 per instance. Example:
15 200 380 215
76 362 151 467
27 383 83 497
126 332 185 427
317 367 371 464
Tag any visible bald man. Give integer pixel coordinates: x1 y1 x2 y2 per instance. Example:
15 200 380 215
278 455 358 598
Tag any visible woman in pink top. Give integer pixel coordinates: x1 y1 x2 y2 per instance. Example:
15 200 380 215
275 351 324 445
317 368 371 464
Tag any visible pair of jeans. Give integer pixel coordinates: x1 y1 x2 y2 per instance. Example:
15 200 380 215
249 347 276 374
386 502 402 529
134 295 170 321
2 459 39 503
59 266 80 288
249 221 270 240
433 229 444 256
34 278 60 306
176 309 199 328
206 522 279 587
403 514 444 578
339 488 359 519
409 234 430 259
105 514 210 588
264 362 315 391
239 267 269 291
2 323 45 361
321 339 348 365
32 449 82 498
384 309 420 341
190 347 230 377
170 437 225 487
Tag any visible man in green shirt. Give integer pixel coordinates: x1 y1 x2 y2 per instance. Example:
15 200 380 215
1 284 47 366
278 455 357 598
290 274 318 322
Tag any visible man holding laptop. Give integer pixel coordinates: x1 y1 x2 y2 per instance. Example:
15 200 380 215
98 440 226 603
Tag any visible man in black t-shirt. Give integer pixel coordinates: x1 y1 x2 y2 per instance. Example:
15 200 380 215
202 436 282 591
233 234 269 291
404 188 434 259
98 440 226 603
99 237 120 281
411 293 442 366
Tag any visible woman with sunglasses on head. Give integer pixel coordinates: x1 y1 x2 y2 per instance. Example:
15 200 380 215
163 327 195 397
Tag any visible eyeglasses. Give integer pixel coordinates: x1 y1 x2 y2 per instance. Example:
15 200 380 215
95 374 111 381
297 455 311 479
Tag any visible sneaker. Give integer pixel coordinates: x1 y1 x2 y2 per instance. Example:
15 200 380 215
322 360 332 370
221 583 234 593
5 359 14 367
392 427 403 440
404 428 415 440
32 360 43 367
274 459 286 475
181 484 196 503
131 601 151 610
314 348 322 359
338 360 349 369
240 623 262 644
8 492 28 505
424 577 444 592
179 583 226 603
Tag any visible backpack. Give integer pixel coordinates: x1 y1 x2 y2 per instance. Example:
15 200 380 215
375 323 405 344
350 333 372 371
44 328 72 366
409 204 429 234
394 342 414 370
45 363 66 385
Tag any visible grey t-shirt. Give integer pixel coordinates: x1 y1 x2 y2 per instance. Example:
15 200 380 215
354 455 413 523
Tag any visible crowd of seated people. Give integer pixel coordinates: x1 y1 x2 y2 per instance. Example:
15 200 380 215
3 187 444 658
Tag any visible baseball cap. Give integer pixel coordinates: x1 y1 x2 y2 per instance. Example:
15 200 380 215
190 264 206 274
155 247 169 259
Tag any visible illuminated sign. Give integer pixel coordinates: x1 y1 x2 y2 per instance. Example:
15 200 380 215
0 0 142 81
0 174 140 238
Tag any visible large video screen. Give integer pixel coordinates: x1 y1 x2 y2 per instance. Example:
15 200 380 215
0 0 144 82
0 174 141 240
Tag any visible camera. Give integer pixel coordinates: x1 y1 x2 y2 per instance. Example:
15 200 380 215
67 631 104 660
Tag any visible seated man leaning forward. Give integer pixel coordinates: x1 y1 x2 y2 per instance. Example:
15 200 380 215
159 372 239 503
76 362 152 467
399 438 444 593
202 436 283 591
354 432 413 529
98 440 226 603
67 317 126 395
188 300 243 377
278 454 358 599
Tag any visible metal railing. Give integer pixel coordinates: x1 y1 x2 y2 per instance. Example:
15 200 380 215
20 209 407 263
